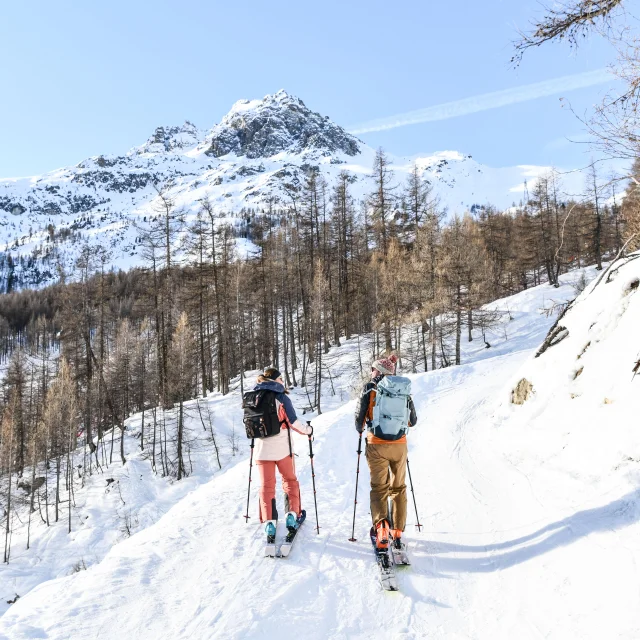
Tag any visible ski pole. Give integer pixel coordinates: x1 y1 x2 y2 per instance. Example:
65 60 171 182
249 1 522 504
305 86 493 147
307 421 320 534
348 431 364 542
244 438 255 522
406 457 422 532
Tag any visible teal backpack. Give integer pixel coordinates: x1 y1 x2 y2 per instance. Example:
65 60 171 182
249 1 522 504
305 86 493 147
369 375 412 441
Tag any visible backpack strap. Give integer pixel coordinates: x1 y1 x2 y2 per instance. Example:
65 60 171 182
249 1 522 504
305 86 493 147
366 387 377 423
275 394 293 457
286 420 293 458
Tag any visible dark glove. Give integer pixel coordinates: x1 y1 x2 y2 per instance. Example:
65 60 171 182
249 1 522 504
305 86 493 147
356 423 364 434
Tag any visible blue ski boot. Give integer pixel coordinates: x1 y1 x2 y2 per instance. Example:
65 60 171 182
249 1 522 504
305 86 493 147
285 511 298 531
265 520 277 544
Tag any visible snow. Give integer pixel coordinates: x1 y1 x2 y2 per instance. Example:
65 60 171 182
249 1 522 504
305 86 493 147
2 258 640 638
226 97 268 115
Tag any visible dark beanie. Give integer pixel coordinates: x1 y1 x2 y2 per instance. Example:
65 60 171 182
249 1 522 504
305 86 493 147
263 367 282 381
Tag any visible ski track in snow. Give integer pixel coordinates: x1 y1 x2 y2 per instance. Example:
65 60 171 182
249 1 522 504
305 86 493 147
2 264 640 639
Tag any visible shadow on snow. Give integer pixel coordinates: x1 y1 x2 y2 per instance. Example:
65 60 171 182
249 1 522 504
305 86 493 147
413 488 640 575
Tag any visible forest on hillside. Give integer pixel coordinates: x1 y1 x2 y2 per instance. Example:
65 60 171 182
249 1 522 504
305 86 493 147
0 148 637 527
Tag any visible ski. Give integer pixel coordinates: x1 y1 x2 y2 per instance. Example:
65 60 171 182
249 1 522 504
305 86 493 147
370 528 399 591
278 510 306 558
391 539 411 566
264 519 277 557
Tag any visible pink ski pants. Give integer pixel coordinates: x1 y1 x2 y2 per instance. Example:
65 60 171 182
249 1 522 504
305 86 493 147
256 456 301 522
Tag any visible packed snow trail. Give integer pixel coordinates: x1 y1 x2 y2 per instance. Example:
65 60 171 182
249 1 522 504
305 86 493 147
3 265 640 639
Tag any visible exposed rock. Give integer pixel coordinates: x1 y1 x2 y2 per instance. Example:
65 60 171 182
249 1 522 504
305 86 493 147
511 378 534 405
72 170 156 193
204 91 360 159
236 165 265 177
0 199 26 215
577 342 591 360
139 122 201 154
96 156 122 168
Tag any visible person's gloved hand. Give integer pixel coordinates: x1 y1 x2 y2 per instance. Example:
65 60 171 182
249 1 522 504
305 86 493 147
356 423 364 434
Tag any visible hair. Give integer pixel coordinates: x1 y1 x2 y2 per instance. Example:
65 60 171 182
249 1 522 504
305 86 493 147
256 373 289 393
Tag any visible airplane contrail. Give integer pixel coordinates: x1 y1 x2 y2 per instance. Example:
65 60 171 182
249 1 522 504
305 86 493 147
349 69 613 134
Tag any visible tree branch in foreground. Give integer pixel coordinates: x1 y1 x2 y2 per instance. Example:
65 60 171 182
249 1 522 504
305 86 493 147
513 0 624 64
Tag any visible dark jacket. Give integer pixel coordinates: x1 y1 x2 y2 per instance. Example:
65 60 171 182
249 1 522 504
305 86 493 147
354 375 418 433
253 380 298 425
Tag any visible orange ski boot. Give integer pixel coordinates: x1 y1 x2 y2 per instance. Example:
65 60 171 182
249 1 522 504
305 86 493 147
376 520 390 550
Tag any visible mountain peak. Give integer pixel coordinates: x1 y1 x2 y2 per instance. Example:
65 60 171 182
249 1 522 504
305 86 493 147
226 90 304 118
204 90 360 159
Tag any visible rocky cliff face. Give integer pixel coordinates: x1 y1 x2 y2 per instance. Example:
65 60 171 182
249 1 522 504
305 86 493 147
203 91 360 159
138 121 202 154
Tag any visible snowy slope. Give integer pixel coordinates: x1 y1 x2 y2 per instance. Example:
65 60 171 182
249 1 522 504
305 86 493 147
0 90 581 288
0 391 245 619
3 261 640 639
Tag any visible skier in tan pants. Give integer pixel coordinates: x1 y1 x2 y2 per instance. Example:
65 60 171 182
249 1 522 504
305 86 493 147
354 355 418 550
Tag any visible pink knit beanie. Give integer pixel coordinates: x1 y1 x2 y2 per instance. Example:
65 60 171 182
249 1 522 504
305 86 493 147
372 354 398 376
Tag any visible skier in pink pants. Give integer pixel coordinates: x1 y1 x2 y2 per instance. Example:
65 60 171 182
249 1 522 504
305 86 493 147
253 368 313 526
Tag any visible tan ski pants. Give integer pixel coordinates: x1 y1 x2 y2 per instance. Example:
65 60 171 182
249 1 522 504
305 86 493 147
365 442 408 530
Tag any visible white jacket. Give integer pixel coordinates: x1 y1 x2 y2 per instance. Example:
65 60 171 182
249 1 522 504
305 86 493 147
254 418 309 461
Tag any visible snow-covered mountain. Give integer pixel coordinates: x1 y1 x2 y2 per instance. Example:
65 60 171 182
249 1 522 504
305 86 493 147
0 90 568 288
2 257 640 639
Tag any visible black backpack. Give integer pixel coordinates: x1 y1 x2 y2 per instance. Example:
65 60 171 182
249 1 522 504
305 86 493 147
242 390 283 439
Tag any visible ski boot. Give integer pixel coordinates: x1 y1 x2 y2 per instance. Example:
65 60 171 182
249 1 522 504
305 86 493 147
285 510 306 543
390 528 411 565
391 529 403 550
265 520 277 544
285 511 298 532
375 519 391 550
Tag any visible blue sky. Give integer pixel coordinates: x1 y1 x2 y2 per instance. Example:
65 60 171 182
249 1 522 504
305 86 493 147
0 0 630 177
